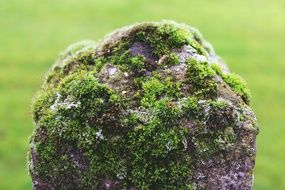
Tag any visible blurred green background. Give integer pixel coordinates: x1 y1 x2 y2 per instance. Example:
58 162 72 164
0 0 284 189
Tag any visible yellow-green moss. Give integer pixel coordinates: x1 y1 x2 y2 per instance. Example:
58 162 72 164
186 58 217 98
211 63 251 104
141 77 182 107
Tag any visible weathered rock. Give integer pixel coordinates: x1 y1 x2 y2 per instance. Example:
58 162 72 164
29 21 259 190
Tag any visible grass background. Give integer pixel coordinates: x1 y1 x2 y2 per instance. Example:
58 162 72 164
0 0 284 189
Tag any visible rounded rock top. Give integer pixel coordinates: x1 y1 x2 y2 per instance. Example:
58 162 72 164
29 21 258 190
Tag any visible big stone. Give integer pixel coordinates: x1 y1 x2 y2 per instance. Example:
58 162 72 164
29 21 259 190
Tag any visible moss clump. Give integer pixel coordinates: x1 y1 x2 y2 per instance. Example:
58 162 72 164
222 73 251 104
127 114 191 189
211 63 251 104
160 53 180 66
133 23 192 56
186 58 217 98
141 77 182 107
29 21 258 190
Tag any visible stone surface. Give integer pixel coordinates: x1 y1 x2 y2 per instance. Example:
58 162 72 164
29 21 259 190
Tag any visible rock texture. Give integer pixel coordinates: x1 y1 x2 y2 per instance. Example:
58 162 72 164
29 21 259 190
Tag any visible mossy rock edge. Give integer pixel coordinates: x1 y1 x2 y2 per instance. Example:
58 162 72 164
28 21 258 190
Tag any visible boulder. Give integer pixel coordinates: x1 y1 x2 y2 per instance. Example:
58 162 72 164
29 21 259 190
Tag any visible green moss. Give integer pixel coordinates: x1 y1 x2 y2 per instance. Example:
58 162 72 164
94 56 107 71
127 118 191 189
45 50 99 87
223 73 251 104
133 23 191 56
103 23 192 73
141 77 165 107
97 23 205 75
80 140 127 188
124 97 190 189
128 55 146 71
141 77 182 107
156 24 191 46
186 58 217 97
211 63 251 104
32 89 55 122
109 45 146 73
209 99 228 110
121 112 140 127
30 124 79 189
161 53 180 66
211 63 223 75
154 98 182 124
31 72 128 188
181 96 200 119
96 39 147 74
